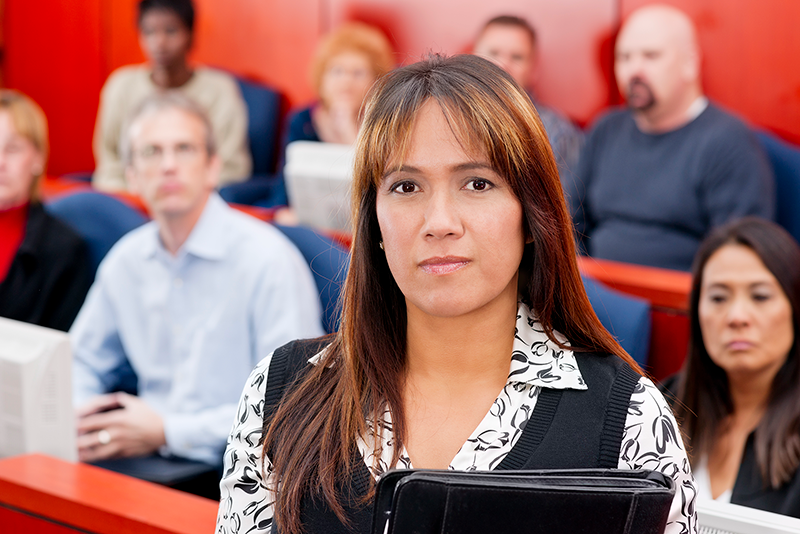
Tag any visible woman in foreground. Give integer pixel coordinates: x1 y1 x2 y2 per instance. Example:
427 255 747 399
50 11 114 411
668 217 800 517
217 54 696 534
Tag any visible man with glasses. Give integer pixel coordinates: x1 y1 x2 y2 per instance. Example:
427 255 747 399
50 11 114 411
71 93 323 474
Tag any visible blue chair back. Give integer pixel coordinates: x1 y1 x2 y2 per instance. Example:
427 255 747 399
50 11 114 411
236 77 281 175
582 275 652 367
756 131 800 243
274 224 349 334
46 191 148 276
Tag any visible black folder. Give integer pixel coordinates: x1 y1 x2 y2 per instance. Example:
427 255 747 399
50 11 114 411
373 468 675 534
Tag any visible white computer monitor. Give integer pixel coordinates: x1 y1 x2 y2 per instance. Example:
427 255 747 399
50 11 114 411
697 498 800 534
284 140 355 232
0 317 76 462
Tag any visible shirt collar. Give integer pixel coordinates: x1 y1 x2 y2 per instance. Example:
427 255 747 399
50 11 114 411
141 192 230 261
509 302 586 390
686 96 709 123
309 302 587 391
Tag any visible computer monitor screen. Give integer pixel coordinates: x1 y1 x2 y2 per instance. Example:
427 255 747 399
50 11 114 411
0 317 76 462
284 141 355 232
697 498 800 534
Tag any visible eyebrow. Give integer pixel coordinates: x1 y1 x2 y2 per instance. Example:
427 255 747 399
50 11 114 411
705 281 776 290
382 162 496 179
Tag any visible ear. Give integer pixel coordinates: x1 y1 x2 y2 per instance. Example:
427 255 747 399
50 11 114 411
31 150 45 177
683 49 701 83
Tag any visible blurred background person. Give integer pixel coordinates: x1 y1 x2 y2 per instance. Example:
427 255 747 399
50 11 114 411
93 0 251 192
73 93 321 484
571 4 774 271
0 89 92 331
666 217 800 517
473 15 583 188
284 21 394 148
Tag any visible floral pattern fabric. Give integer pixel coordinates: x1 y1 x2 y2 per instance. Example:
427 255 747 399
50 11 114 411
216 303 697 533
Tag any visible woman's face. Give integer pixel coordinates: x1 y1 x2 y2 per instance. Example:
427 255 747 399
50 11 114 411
376 100 525 320
0 111 42 210
699 244 794 381
320 51 375 110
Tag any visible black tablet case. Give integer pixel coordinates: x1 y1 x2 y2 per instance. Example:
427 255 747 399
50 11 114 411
373 468 675 534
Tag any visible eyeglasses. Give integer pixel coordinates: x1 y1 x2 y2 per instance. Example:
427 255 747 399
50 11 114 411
134 143 204 167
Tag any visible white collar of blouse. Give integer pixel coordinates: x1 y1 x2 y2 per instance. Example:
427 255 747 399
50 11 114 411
309 302 587 391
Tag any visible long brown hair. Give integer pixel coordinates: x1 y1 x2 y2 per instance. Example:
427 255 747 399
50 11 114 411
262 54 640 534
675 217 800 488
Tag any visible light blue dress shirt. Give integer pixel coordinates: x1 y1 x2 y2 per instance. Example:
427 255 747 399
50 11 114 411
71 193 324 465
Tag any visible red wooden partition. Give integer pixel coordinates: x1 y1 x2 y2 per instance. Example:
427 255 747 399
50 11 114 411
7 0 798 176
578 256 692 380
0 454 218 533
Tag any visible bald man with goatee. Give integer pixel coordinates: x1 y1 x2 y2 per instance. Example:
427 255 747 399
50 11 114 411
571 4 774 271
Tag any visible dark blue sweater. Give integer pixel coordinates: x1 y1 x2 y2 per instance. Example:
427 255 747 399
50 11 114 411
570 104 775 271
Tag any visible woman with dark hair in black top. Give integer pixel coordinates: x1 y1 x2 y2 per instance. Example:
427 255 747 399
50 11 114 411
666 217 800 517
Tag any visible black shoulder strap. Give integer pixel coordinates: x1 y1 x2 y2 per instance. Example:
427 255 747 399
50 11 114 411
597 363 641 468
495 389 563 470
497 356 641 471
262 337 332 440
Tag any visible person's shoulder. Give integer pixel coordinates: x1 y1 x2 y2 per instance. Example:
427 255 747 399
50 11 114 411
573 351 642 388
33 205 88 255
267 335 336 384
193 66 240 92
691 103 763 159
220 206 300 259
103 64 148 91
587 106 632 133
693 102 755 142
96 220 158 272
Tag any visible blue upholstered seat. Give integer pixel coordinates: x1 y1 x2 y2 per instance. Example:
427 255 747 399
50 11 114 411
756 131 800 243
274 224 349 334
582 275 652 367
236 77 282 176
46 191 148 276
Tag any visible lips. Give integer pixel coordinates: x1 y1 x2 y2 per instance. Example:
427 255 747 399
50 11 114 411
726 340 755 351
418 256 470 275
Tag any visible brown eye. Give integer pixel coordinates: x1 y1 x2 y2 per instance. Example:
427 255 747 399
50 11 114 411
391 181 418 194
466 179 491 191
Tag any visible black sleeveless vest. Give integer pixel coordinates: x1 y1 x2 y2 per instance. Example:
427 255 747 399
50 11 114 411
264 338 640 534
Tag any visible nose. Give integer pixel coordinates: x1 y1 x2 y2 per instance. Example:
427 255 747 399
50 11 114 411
159 148 179 173
421 189 464 240
726 296 752 328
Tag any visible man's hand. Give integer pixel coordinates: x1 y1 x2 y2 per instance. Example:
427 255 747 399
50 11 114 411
76 392 167 463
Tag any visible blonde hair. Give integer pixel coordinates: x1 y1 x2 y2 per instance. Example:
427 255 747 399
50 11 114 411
310 22 395 97
0 90 49 200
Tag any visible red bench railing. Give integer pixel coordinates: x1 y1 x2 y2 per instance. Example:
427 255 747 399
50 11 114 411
0 454 218 533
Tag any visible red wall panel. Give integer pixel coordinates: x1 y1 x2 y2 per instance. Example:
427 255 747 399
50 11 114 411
4 0 799 175
191 0 322 107
621 0 800 144
4 0 104 175
328 0 618 126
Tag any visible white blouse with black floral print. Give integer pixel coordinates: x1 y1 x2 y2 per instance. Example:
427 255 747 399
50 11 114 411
216 303 697 534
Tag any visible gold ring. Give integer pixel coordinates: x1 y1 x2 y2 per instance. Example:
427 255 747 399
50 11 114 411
97 429 111 445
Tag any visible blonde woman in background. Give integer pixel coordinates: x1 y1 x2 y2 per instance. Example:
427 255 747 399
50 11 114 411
284 21 394 147
0 90 92 331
